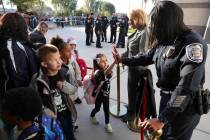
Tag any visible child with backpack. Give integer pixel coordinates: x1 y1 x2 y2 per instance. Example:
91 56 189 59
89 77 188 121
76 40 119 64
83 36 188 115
90 53 116 133
74 50 87 81
33 45 77 140
2 87 56 140
50 36 81 131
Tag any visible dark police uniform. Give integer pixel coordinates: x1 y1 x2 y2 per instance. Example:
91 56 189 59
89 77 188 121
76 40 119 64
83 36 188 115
109 16 118 43
101 16 109 42
121 31 208 140
117 17 127 48
95 18 102 48
85 17 92 45
90 16 94 43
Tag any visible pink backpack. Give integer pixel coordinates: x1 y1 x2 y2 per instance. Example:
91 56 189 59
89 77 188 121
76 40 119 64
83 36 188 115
82 70 104 104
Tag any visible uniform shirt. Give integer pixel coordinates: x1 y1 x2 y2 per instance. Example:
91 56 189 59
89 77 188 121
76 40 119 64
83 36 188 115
121 31 208 123
95 19 102 32
110 16 118 30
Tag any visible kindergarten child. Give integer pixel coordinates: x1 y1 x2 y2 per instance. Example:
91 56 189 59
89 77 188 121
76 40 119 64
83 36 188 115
1 87 56 140
90 53 116 133
51 36 83 104
35 45 76 140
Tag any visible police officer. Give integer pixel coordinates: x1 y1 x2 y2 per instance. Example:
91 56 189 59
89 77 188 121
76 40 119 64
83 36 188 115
117 16 127 48
85 14 91 46
112 1 207 140
108 13 118 43
90 13 95 43
95 15 102 48
101 16 109 42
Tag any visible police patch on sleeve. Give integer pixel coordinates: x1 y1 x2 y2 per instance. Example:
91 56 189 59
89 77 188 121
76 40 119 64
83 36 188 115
186 43 203 63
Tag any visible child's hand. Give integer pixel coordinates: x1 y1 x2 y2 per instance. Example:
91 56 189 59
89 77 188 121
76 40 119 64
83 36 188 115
56 81 63 90
77 80 83 86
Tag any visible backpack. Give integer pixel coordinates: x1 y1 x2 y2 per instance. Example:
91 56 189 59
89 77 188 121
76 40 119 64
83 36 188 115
0 39 39 98
76 58 87 81
40 114 64 140
17 123 56 140
82 70 104 104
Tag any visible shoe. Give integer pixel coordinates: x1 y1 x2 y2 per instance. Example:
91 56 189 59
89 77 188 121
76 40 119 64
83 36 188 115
90 116 99 125
86 43 91 46
105 123 113 133
108 41 112 43
96 46 103 48
74 97 82 104
91 41 95 43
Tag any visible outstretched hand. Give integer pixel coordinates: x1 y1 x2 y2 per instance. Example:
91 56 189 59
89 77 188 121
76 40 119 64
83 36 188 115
140 118 165 131
112 45 121 64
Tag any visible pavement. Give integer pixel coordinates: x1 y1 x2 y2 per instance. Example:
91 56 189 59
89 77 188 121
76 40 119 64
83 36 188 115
46 26 210 140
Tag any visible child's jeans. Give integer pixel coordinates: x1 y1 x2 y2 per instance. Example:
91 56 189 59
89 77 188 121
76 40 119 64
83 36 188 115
57 110 76 140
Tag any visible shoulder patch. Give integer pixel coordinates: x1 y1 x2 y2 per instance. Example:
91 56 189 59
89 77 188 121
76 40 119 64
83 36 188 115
186 43 203 63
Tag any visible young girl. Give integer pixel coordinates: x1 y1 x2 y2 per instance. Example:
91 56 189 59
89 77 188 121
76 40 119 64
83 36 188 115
90 53 116 133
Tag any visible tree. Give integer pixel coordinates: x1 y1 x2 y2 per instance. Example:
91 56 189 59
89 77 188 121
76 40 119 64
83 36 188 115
10 0 38 12
84 0 96 13
101 2 115 16
51 0 77 16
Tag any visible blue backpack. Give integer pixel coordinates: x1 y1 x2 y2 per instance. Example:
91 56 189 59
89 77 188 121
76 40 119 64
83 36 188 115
40 114 64 140
17 123 56 140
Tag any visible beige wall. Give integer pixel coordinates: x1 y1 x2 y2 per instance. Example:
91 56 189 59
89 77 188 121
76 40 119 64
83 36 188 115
171 0 210 43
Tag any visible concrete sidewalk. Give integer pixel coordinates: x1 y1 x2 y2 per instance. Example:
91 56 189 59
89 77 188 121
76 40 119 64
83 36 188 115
46 27 210 140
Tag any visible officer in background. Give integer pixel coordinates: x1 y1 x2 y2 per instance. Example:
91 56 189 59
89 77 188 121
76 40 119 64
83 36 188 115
95 15 103 48
117 16 127 48
85 14 91 46
90 13 95 43
125 15 129 36
108 13 118 43
101 15 109 42
113 1 207 140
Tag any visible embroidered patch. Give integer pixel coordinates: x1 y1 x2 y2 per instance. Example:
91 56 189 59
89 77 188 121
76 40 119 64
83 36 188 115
186 43 203 63
171 95 186 107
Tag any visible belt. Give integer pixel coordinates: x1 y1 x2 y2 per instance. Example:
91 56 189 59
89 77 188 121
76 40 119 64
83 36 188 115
161 90 173 94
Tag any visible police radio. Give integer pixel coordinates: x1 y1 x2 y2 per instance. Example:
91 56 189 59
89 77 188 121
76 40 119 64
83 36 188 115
196 88 210 115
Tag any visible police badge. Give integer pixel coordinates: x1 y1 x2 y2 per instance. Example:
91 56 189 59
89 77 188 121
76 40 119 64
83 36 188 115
186 43 203 63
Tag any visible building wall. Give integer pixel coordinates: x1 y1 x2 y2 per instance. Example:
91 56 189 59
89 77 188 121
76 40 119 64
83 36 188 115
171 0 210 43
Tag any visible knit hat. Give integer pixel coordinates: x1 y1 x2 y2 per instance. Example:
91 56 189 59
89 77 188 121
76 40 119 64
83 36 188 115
67 37 77 45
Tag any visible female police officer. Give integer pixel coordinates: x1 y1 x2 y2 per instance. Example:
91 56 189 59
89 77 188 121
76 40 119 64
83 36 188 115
112 1 208 140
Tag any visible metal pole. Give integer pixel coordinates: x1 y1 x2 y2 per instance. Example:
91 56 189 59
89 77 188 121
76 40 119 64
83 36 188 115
203 15 210 40
1 0 6 13
110 64 127 117
117 64 120 113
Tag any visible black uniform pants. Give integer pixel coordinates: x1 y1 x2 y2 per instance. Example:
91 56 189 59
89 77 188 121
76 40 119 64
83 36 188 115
110 29 117 43
90 30 94 42
85 31 91 45
117 31 125 48
90 94 110 124
101 28 107 42
95 31 101 47
160 92 200 140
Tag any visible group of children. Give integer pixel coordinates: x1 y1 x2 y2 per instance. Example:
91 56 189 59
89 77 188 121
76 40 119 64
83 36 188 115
1 36 116 140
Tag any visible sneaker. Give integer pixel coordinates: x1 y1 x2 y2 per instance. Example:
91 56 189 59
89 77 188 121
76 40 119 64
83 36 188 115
74 97 82 104
90 116 99 125
105 124 113 133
